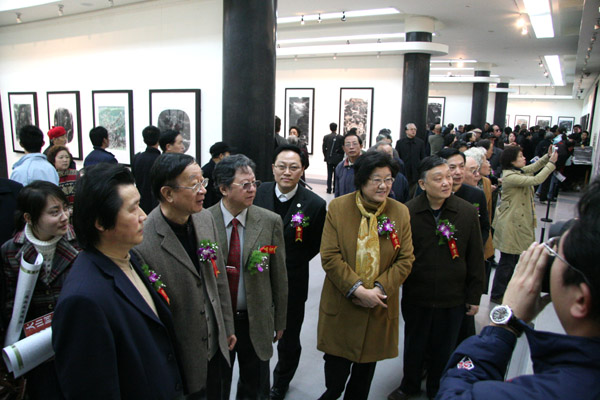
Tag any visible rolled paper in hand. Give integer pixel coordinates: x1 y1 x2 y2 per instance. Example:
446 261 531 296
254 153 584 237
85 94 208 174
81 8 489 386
3 327 53 377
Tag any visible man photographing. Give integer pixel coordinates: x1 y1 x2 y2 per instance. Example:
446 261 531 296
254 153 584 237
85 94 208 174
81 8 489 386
437 179 600 399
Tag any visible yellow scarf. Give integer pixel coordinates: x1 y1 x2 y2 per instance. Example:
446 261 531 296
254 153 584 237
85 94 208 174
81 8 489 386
355 192 387 288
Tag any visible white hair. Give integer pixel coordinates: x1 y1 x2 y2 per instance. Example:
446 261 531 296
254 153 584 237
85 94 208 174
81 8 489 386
464 147 486 167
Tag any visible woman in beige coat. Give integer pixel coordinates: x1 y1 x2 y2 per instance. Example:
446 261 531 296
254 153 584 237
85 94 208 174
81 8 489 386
317 151 414 400
490 145 557 302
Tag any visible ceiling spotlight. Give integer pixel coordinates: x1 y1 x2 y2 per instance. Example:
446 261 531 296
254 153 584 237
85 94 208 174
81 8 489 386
516 15 526 28
318 13 321 23
16 12 21 23
521 26 528 35
333 53 337 60
538 61 543 67
346 40 350 45
341 11 346 22
595 20 600 30
377 52 381 59
294 55 298 61
544 71 549 77
108 0 114 6
301 15 304 25
58 4 64 16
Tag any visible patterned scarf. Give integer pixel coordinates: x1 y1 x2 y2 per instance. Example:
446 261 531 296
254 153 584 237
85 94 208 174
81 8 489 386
355 192 387 288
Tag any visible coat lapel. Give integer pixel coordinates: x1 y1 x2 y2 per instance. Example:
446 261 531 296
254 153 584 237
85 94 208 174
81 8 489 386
210 205 230 262
282 185 309 228
242 206 264 266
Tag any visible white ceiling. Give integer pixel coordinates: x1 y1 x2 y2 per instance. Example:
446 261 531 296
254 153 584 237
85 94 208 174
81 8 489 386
0 0 596 97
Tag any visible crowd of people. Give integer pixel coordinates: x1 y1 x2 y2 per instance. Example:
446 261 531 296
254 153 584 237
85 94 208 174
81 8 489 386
0 119 598 400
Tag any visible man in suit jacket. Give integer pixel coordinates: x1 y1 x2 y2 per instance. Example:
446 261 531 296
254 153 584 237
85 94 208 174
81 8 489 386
322 122 344 194
396 123 426 197
208 154 287 399
254 144 326 399
132 153 235 397
83 126 118 167
132 125 161 214
202 141 231 208
52 163 183 399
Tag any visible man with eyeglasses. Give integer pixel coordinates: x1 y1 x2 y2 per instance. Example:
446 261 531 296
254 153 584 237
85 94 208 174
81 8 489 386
133 153 236 398
254 144 327 399
208 154 288 400
437 179 600 400
335 130 364 197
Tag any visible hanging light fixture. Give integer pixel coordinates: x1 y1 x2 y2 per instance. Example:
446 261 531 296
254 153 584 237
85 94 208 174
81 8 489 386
301 15 305 25
16 12 22 23
341 11 346 22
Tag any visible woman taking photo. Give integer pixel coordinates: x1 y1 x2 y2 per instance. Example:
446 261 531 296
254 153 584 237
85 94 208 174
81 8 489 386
47 145 78 208
1 181 79 399
490 145 558 303
317 151 414 400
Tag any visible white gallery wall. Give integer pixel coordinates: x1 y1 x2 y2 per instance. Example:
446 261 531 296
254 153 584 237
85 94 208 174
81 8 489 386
0 0 223 170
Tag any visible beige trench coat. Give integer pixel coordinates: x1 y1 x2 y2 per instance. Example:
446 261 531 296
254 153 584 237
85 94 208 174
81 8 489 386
317 192 414 363
492 154 555 254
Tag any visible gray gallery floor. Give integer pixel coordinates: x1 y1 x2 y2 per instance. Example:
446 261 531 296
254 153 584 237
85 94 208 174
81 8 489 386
230 178 580 400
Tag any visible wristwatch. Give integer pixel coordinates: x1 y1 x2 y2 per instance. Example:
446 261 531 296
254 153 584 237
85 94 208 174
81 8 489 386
489 305 524 337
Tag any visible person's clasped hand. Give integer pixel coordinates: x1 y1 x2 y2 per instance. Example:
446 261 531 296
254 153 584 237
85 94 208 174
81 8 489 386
352 285 388 308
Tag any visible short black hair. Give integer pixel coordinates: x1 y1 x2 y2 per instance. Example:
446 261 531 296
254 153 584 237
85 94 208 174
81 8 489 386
213 154 256 190
19 125 44 153
343 130 363 146
73 163 135 250
289 126 301 135
353 151 399 189
47 145 72 166
142 126 160 146
437 147 466 162
15 180 68 232
209 142 231 158
563 178 600 319
452 140 468 151
89 126 108 147
275 116 281 133
476 139 492 151
273 144 305 166
443 133 456 147
378 128 392 138
150 153 196 202
418 155 447 181
330 122 338 132
158 130 180 152
500 146 522 170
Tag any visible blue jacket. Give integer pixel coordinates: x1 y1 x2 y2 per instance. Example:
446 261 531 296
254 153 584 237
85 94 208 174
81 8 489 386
334 158 355 197
10 153 59 186
83 147 118 167
437 324 600 399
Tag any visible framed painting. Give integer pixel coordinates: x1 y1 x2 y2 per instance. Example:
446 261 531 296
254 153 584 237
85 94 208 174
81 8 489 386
557 116 575 133
535 116 552 129
339 88 374 147
8 92 39 153
284 88 315 155
427 97 446 126
92 90 134 165
505 115 510 128
47 91 83 160
514 115 530 129
150 89 201 161
580 114 590 131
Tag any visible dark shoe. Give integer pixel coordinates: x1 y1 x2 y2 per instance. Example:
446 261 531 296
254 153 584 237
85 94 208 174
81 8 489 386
326 189 332 194
270 386 288 400
388 387 417 400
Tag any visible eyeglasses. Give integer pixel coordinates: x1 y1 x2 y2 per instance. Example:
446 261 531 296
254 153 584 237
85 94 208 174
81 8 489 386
274 164 301 172
369 177 395 186
172 178 209 193
231 180 261 191
543 236 594 291
344 142 360 148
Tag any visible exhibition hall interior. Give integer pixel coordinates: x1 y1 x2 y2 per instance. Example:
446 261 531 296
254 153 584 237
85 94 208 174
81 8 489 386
0 0 598 399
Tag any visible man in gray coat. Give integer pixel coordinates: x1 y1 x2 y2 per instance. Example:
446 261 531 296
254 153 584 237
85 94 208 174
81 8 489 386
209 154 288 400
133 153 235 398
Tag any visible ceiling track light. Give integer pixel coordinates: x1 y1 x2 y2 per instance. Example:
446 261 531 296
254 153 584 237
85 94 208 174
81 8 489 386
58 4 64 17
376 52 381 59
15 12 21 23
595 20 600 30
538 61 543 67
516 14 526 28
544 71 549 77
333 53 337 60
108 0 114 7
301 15 305 25
521 26 528 35
318 13 321 23
341 11 346 22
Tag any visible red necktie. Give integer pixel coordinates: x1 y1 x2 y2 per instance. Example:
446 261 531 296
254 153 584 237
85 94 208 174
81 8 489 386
226 218 241 312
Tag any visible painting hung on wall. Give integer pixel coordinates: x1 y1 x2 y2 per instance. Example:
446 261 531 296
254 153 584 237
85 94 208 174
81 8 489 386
92 90 134 165
47 91 83 160
427 97 445 126
535 116 552 129
150 89 201 161
580 114 590 131
339 88 374 147
557 116 575 133
284 88 315 155
514 115 530 129
8 92 39 153
506 115 510 128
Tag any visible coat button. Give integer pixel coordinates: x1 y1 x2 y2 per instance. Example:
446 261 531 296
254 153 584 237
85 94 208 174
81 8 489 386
48 304 54 310
200 309 205 315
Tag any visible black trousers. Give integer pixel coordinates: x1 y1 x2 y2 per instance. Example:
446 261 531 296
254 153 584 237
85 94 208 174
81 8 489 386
490 252 520 301
400 303 464 398
187 352 230 400
223 312 270 400
326 163 336 192
318 353 376 400
272 301 305 391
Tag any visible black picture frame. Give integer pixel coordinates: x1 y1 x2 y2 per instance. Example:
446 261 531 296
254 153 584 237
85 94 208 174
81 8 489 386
514 115 530 128
284 88 315 155
535 116 552 129
339 87 374 147
92 90 135 165
149 89 201 161
557 116 575 134
427 97 446 126
47 91 83 160
8 92 39 153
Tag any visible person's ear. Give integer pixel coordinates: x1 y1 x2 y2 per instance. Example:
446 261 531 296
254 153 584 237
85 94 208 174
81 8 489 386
418 179 426 191
23 213 32 225
160 186 174 203
94 219 105 232
219 185 228 197
571 282 593 319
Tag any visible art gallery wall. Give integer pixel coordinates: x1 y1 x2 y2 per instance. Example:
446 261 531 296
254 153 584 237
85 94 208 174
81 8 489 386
0 0 223 170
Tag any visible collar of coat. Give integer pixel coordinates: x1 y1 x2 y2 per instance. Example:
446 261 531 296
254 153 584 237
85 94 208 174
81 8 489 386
411 192 460 214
